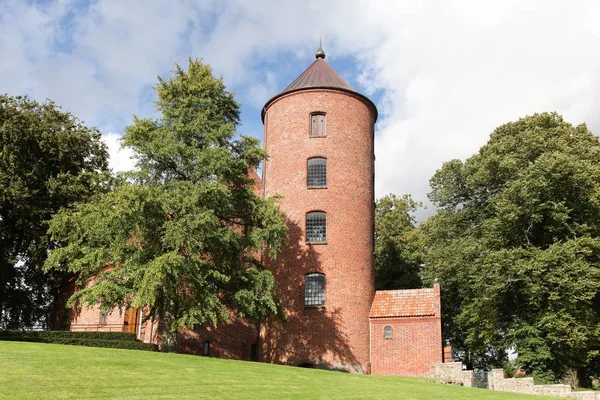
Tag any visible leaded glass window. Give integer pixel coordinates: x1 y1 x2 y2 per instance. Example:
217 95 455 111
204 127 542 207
306 211 326 243
305 273 325 307
307 158 327 187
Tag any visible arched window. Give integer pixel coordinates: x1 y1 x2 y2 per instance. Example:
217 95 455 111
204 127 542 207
307 158 327 187
310 112 326 137
384 326 393 339
306 211 326 243
305 273 325 307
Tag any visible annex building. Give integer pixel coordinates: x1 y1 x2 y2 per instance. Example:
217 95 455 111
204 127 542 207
56 43 445 377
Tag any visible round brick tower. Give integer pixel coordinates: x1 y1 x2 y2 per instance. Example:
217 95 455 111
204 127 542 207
260 43 377 373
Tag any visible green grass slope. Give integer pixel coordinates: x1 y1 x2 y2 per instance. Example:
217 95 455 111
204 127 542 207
0 341 559 400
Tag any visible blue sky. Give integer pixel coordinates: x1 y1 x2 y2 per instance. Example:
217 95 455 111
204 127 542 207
236 52 384 146
2 0 600 220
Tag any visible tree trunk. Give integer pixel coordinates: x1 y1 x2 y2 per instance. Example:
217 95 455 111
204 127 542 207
156 297 179 353
161 329 178 353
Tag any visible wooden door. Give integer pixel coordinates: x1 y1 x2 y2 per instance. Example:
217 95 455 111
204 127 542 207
123 307 138 333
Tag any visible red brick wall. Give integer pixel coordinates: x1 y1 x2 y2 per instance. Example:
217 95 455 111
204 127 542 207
69 303 126 333
370 287 443 377
370 317 442 376
178 317 258 360
261 89 376 372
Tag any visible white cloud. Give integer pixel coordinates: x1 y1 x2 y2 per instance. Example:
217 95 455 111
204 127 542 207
2 0 600 220
101 133 135 173
247 71 278 110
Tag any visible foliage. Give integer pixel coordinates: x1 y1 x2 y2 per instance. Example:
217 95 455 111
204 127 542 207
44 59 287 351
0 341 559 400
423 112 600 383
0 330 136 341
374 194 424 290
0 95 108 329
0 335 157 351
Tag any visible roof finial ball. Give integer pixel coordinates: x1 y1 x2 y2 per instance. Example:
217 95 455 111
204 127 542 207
315 38 326 60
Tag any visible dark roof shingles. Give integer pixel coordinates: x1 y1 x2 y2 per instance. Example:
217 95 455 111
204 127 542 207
282 59 355 93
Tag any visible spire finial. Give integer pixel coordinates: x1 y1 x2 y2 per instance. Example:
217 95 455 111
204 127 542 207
315 37 325 60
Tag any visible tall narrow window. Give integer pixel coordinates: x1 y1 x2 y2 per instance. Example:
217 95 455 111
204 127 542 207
307 158 327 187
310 113 326 137
306 211 326 243
99 310 107 326
203 340 211 356
305 273 325 307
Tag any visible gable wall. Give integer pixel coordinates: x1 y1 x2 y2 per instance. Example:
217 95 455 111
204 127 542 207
370 316 442 376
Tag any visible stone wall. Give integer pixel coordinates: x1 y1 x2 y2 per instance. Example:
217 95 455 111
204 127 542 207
488 369 600 399
433 362 474 387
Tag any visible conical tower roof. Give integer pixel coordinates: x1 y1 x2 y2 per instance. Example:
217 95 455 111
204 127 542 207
281 58 355 93
262 43 377 122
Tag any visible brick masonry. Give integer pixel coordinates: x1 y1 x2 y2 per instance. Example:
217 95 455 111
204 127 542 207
261 88 376 373
178 316 258 360
370 286 443 376
61 57 445 377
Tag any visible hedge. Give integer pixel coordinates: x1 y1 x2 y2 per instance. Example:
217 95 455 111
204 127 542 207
0 330 137 341
0 331 158 351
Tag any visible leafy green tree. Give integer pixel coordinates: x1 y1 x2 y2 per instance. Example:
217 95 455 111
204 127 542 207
375 194 424 290
423 112 600 383
0 95 108 329
44 59 287 351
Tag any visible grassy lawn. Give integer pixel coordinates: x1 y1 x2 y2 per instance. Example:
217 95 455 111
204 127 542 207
0 341 559 400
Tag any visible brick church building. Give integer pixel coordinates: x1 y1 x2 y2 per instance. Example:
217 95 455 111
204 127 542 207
56 43 444 377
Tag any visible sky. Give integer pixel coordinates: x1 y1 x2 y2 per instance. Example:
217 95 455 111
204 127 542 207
2 0 600 220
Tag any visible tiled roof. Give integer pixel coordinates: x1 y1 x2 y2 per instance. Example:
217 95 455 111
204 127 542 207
369 288 439 319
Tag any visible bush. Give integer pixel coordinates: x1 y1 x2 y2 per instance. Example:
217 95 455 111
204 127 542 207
0 330 157 351
0 330 137 341
503 361 517 378
560 368 580 388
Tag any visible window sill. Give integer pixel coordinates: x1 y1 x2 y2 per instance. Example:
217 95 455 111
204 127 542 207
307 186 327 190
307 241 327 245
309 135 327 138
304 305 326 309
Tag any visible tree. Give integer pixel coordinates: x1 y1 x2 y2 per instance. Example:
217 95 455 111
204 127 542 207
423 112 600 384
0 95 108 329
374 194 424 290
44 59 287 351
